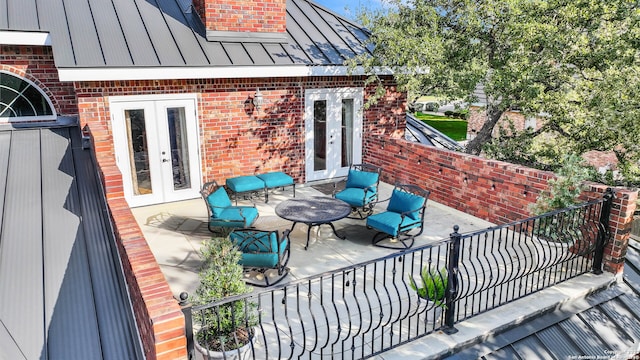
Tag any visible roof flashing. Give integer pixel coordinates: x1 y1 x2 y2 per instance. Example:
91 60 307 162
205 30 290 43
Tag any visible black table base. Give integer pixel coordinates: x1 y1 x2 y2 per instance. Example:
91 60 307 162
275 197 351 250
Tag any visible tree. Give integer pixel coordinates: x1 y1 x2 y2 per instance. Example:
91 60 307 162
353 0 640 183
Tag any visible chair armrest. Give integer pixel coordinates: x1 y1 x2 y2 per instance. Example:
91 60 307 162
399 205 424 216
332 178 347 196
234 205 257 222
209 204 255 214
362 184 378 193
370 196 392 207
233 205 257 210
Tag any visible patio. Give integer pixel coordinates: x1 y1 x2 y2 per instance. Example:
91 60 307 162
132 180 617 359
132 181 494 298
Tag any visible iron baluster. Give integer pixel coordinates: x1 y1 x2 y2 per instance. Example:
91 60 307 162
593 188 614 274
443 225 460 334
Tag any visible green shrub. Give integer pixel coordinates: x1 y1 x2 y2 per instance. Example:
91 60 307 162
443 109 468 120
530 154 590 215
408 266 448 308
530 154 591 243
193 237 255 351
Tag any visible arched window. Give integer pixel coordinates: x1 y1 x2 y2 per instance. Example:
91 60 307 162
0 71 56 122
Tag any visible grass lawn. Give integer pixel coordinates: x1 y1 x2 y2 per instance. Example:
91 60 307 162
415 112 468 141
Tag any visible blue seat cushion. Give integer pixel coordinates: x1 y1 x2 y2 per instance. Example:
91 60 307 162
346 170 379 189
367 211 422 236
207 187 232 217
209 206 258 228
230 231 288 268
226 175 265 193
256 172 293 188
387 189 425 220
335 187 377 207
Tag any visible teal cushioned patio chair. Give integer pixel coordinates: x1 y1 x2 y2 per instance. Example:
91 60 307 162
200 181 259 234
333 163 382 219
229 228 291 287
366 183 430 249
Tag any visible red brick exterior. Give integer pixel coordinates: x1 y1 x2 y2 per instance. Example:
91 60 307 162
192 0 287 34
364 136 636 275
74 76 403 185
0 45 77 116
72 102 188 359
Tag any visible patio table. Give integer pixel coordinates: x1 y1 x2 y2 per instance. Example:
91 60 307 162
275 196 351 250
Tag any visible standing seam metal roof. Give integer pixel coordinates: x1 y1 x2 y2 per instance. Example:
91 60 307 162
0 125 143 360
0 0 372 69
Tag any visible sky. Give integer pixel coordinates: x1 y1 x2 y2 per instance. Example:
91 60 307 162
314 0 389 20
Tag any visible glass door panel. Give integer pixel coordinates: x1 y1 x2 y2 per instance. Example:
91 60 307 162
313 100 327 172
341 99 354 167
125 109 152 195
166 107 191 191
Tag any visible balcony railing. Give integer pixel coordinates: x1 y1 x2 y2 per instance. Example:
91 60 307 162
182 190 613 359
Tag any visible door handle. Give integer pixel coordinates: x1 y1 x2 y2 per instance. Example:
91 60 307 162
162 158 169 163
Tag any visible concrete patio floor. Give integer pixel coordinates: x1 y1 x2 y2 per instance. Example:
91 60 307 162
132 181 617 359
132 181 494 298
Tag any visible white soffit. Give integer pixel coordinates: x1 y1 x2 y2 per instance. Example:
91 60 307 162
57 65 391 82
0 31 51 46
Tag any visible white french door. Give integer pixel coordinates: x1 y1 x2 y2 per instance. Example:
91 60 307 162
305 88 363 182
111 95 201 207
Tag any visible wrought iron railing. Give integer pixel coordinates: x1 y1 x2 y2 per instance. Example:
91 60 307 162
182 190 613 359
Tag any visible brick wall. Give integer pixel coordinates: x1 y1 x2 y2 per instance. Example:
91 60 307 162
192 0 287 34
0 45 77 116
74 76 403 185
364 136 636 275
77 107 188 360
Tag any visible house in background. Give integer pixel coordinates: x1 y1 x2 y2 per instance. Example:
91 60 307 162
2 0 636 359
467 84 619 173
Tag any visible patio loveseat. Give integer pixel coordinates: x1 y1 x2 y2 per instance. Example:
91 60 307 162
226 171 295 204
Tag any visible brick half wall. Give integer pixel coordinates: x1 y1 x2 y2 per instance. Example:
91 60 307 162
81 120 187 360
364 136 636 275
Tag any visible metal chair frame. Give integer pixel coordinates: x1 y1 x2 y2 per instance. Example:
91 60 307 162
332 163 382 219
200 180 259 235
230 228 291 287
367 183 430 250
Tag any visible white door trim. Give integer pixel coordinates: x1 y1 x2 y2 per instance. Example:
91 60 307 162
304 87 363 182
110 94 201 207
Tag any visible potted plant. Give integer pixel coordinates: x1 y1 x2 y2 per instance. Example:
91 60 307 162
193 236 256 359
408 266 448 325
